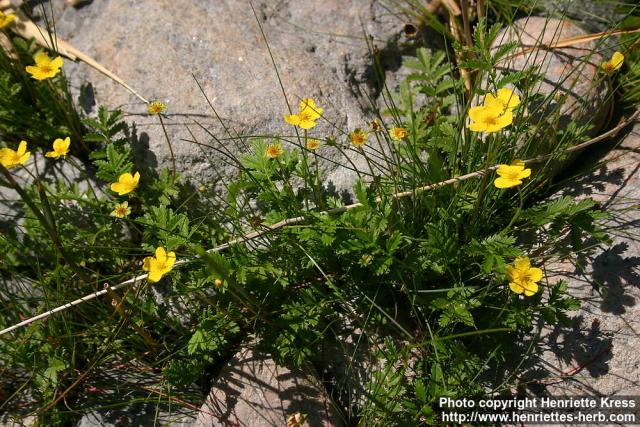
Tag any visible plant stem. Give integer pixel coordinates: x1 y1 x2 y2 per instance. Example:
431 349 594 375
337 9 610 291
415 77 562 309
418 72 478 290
504 187 524 230
157 114 177 177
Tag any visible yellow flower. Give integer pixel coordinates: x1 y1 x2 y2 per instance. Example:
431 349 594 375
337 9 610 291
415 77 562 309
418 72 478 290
468 104 513 133
214 278 224 287
25 52 64 81
0 11 16 29
284 98 323 129
45 137 70 159
494 160 531 189
350 129 368 147
601 51 624 74
110 172 140 196
265 143 283 159
147 101 167 115
506 257 542 296
110 201 131 218
390 126 408 141
484 88 520 112
142 246 176 283
370 119 382 133
305 138 321 150
287 413 307 427
0 140 30 169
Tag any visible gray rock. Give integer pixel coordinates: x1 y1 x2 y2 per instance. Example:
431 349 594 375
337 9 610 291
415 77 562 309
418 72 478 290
49 0 416 194
491 17 611 141
0 154 99 232
76 407 194 427
195 342 340 426
539 119 640 397
535 0 626 33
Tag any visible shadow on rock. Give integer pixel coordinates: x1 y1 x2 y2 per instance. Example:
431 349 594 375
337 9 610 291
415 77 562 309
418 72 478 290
592 242 640 315
545 315 613 378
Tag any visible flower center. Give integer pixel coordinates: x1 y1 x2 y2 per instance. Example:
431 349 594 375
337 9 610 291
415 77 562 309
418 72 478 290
267 147 280 157
299 110 314 121
483 115 498 125
505 169 521 180
515 270 533 283
40 65 53 74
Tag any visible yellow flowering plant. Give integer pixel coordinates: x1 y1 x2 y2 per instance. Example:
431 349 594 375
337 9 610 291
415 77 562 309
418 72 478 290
0 32 84 150
467 88 520 133
265 143 284 159
25 52 64 81
45 137 71 159
147 101 167 115
284 98 323 129
601 51 624 74
0 140 30 169
110 201 131 218
305 139 321 150
110 172 140 195
390 126 408 141
350 129 368 147
0 11 15 29
468 104 513 133
143 246 176 282
0 14 625 425
506 257 543 296
494 160 531 189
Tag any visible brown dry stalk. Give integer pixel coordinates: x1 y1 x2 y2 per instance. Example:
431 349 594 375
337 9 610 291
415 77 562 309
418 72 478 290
0 0 147 103
1 108 637 337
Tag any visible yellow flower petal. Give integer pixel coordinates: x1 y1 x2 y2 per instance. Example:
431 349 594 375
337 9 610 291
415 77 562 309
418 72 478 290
528 267 543 283
17 141 27 156
34 52 51 67
518 168 531 179
494 177 519 189
0 12 15 29
298 118 317 129
155 246 167 263
49 56 64 70
496 88 520 110
509 282 524 295
143 246 176 282
165 251 176 269
284 114 301 126
147 270 163 283
522 281 539 297
468 105 489 122
513 257 531 270
611 51 624 69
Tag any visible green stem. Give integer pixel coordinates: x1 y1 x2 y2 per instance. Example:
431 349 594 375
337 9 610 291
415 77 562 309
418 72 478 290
158 114 177 177
504 187 524 231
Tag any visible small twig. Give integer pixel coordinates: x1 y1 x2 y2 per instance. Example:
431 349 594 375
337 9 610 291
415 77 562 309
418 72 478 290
0 109 637 337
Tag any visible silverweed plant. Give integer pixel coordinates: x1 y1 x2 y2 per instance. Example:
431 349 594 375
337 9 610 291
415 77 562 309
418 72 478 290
0 2 639 426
